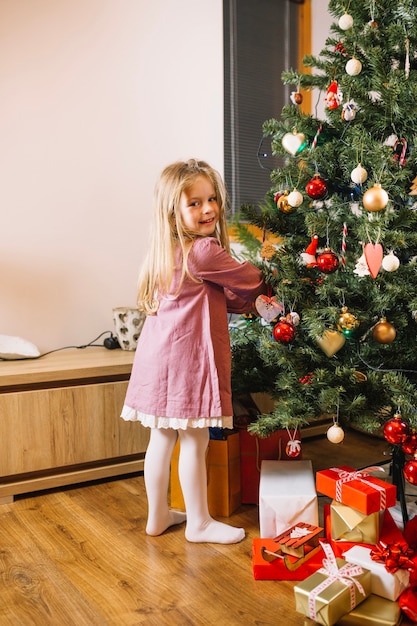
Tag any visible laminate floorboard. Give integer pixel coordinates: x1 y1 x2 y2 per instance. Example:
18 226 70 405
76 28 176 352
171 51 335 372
0 429 413 625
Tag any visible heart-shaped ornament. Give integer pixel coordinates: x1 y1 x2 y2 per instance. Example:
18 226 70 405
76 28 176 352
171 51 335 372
364 243 383 278
255 295 284 323
282 132 306 156
316 330 346 357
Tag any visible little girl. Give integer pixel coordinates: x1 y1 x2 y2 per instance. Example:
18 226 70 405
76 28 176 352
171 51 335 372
121 159 265 544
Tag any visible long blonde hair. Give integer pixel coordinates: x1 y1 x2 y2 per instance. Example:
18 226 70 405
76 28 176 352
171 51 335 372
137 159 231 314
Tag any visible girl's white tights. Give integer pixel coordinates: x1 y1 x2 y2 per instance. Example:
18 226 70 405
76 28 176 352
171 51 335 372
144 426 245 544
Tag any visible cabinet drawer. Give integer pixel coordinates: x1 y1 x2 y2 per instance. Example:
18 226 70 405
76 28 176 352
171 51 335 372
0 380 148 476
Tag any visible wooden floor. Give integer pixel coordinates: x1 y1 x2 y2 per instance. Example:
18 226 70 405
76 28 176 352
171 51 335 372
0 430 414 625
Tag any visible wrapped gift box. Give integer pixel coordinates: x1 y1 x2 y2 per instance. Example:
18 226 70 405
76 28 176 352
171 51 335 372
342 544 410 601
259 460 318 538
325 506 406 561
170 430 241 517
316 466 396 516
330 501 382 545
399 586 417 623
303 594 402 625
252 537 325 581
239 427 301 504
294 542 372 626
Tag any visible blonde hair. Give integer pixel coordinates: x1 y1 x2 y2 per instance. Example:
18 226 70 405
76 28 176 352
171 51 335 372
137 159 231 314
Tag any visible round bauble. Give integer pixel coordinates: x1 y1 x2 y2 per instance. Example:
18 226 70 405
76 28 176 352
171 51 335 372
316 249 340 274
290 91 303 105
403 432 417 456
383 414 409 444
286 311 300 327
372 318 396 344
350 164 368 185
382 251 400 272
287 189 303 208
327 423 345 444
404 457 417 485
277 191 292 213
363 184 389 212
337 307 360 333
338 13 353 30
305 174 328 200
346 58 362 76
273 319 296 344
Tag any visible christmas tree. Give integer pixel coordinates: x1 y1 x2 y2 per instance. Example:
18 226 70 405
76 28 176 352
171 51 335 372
231 0 417 448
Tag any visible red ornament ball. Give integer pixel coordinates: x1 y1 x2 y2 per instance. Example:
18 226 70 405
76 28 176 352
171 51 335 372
404 458 417 485
383 414 410 444
403 432 417 456
273 319 296 344
317 249 340 274
306 174 328 200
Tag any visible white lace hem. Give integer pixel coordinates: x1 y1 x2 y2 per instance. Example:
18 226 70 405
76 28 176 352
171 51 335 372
120 405 233 430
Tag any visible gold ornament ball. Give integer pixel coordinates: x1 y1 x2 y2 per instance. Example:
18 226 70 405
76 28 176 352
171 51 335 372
337 307 359 331
277 192 293 213
327 423 345 444
372 318 396 344
362 183 389 212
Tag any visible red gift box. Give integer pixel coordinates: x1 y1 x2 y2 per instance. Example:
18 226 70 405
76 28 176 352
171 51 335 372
399 586 417 622
239 428 301 504
316 465 397 515
252 537 325 580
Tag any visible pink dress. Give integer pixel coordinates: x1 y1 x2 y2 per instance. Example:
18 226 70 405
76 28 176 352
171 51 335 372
121 237 265 429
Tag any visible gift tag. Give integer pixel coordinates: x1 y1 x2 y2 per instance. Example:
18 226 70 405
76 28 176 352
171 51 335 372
255 295 284 322
286 428 302 458
364 242 383 278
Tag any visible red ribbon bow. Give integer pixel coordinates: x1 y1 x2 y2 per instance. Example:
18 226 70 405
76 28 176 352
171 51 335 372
370 542 415 573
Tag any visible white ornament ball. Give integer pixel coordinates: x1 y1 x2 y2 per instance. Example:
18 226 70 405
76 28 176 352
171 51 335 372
287 311 301 326
339 13 353 30
382 251 400 272
346 58 362 76
350 164 368 185
287 189 303 208
327 423 345 444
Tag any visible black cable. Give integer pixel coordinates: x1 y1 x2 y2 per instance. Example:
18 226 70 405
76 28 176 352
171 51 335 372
31 330 115 359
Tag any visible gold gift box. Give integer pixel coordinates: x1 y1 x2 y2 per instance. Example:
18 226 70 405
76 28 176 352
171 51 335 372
304 593 401 624
331 501 382 544
294 556 371 626
170 432 241 517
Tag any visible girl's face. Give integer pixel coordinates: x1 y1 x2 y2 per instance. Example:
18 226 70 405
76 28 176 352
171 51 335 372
178 175 220 237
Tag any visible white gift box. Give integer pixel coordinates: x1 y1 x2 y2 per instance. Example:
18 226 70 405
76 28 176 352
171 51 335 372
342 545 410 601
259 460 318 538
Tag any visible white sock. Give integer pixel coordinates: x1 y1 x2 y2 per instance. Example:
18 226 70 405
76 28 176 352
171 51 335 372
178 427 245 544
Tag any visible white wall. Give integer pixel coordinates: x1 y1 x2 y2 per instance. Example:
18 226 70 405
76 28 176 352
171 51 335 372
0 0 223 352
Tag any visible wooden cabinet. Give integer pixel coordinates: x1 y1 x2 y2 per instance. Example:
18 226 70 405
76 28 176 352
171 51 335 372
0 348 149 503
